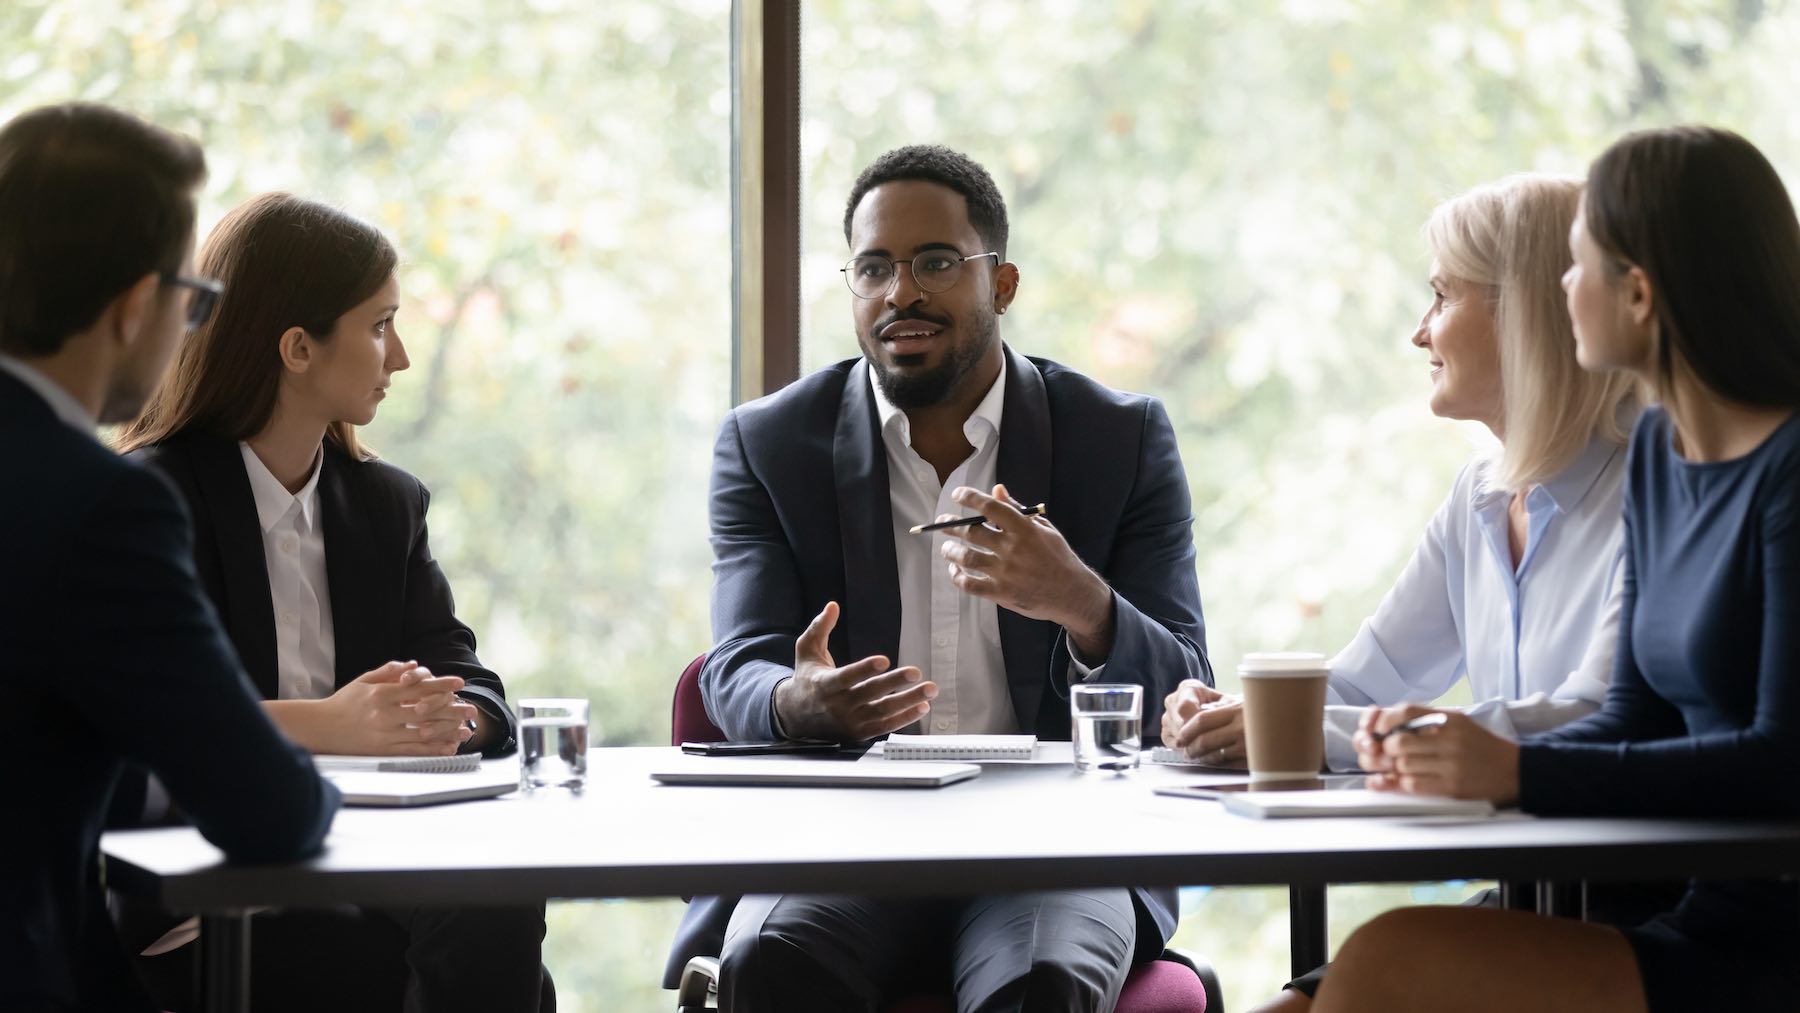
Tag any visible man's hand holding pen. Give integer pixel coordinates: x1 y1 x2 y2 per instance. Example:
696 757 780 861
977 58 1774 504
934 483 1118 664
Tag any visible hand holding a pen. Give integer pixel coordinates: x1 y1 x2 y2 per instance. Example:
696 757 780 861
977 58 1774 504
933 483 1119 663
1354 704 1521 804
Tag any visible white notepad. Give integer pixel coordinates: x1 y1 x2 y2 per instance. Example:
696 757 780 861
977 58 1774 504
323 769 518 807
1222 789 1495 819
313 753 481 774
881 733 1037 761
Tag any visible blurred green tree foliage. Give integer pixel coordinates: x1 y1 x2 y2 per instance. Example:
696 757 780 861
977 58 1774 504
7 1 1794 1007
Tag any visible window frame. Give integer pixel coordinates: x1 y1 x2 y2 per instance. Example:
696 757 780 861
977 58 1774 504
731 0 802 404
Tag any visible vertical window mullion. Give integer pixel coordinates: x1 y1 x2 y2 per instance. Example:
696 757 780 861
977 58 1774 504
731 0 801 406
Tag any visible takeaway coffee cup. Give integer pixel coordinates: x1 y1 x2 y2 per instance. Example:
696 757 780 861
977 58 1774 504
1238 652 1330 781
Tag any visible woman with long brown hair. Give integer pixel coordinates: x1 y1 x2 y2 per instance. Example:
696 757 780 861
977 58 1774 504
1315 126 1800 1013
118 192 550 1012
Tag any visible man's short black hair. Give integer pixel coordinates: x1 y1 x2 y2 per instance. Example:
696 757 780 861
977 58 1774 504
0 102 206 357
843 144 1009 259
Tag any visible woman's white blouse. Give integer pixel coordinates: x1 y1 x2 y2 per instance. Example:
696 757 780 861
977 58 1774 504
239 442 336 702
1324 436 1628 770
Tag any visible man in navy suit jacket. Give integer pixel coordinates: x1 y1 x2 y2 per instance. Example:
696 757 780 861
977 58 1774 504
677 145 1211 1012
0 103 339 1013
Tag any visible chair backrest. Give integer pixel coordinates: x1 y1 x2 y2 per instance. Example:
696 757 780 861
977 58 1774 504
672 653 727 746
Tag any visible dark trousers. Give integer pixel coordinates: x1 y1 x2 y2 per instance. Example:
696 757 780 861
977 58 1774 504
720 891 1142 1013
131 904 552 1013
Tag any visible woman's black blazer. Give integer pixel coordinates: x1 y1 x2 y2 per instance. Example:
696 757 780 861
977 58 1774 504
132 433 516 755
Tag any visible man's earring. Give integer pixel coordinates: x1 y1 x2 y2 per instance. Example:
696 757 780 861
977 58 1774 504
996 304 1007 314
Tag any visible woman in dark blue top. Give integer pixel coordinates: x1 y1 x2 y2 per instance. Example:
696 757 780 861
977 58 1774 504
1313 126 1800 1013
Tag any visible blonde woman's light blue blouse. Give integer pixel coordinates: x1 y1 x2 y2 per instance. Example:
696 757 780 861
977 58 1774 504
1324 435 1628 770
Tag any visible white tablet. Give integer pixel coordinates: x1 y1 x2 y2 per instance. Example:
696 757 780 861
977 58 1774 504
1222 789 1495 819
650 758 980 789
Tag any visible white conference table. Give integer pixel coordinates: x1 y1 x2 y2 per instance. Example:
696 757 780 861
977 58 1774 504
102 746 1800 1012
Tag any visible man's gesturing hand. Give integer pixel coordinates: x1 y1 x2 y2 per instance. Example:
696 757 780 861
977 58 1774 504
773 601 937 741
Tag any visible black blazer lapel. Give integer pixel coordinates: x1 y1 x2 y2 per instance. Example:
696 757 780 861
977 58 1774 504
833 359 902 667
189 438 282 700
994 345 1057 730
319 451 385 690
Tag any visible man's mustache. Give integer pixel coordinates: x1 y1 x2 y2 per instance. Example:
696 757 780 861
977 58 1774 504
872 309 952 335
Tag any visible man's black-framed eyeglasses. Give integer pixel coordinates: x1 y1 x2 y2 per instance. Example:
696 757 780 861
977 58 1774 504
162 274 224 330
840 250 998 300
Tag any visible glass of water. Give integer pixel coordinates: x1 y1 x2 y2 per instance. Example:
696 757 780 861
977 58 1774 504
519 698 589 793
1071 683 1142 773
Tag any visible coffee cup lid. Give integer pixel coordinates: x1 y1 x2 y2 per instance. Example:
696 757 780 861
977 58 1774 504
1237 651 1329 676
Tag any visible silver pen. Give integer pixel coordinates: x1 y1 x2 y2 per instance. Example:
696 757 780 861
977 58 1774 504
1370 711 1450 742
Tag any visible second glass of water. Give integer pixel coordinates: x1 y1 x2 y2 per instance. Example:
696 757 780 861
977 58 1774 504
519 697 589 794
1071 683 1142 773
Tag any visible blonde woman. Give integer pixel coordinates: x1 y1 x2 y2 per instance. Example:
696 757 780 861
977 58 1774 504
1322 123 1800 1013
1161 175 1642 1013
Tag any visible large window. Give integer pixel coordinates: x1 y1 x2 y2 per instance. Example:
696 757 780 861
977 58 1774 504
798 0 1800 1001
4 1 729 1007
11 0 1799 1008
802 0 1800 673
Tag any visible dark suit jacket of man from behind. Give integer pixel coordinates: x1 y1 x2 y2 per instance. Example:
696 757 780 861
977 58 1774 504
0 368 340 1013
663 345 1213 986
130 431 518 755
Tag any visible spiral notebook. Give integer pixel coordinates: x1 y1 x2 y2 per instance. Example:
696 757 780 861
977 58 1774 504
324 768 518 807
881 733 1037 761
313 753 481 774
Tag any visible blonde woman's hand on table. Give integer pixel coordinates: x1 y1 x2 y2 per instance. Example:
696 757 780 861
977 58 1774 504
1160 679 1247 767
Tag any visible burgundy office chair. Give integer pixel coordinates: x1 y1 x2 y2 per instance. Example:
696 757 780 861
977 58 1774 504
671 654 1223 1013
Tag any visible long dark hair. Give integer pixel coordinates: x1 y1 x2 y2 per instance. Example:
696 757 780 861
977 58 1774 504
118 192 398 458
1583 126 1800 407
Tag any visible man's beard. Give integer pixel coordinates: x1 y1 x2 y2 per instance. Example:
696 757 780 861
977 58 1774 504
869 311 998 411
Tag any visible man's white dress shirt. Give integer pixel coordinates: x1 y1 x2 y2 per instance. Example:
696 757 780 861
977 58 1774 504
871 367 1019 735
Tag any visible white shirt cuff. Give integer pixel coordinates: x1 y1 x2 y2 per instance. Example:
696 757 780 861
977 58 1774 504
1067 648 1105 683
1323 705 1367 772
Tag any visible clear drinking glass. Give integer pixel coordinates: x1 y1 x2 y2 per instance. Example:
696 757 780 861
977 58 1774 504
519 698 589 793
1071 683 1142 773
